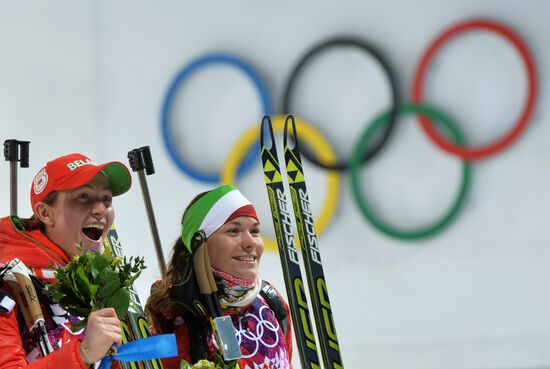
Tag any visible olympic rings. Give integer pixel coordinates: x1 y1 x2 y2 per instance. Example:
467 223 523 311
283 37 401 171
160 17 538 242
350 104 472 240
161 53 273 183
221 114 340 252
412 18 538 161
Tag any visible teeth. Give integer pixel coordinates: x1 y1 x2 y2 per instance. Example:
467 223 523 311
235 256 255 262
84 224 104 230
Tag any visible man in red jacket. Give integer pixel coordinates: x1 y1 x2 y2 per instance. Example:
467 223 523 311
0 153 132 368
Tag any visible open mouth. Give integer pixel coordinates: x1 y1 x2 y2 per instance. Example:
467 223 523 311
82 225 104 241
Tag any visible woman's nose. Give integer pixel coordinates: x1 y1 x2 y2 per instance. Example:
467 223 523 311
91 200 108 218
241 232 256 249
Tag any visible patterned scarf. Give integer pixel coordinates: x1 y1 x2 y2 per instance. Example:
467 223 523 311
212 268 261 308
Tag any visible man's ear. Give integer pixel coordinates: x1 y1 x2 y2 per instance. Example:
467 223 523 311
34 202 55 226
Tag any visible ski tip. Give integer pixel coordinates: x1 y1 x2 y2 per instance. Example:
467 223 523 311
260 115 274 149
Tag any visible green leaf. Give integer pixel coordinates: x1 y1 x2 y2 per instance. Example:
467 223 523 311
96 268 121 304
91 252 109 279
49 289 66 302
74 265 97 301
102 244 113 262
68 270 87 303
106 288 130 319
180 359 192 369
124 270 143 287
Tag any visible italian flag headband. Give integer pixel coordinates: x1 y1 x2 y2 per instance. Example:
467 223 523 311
181 184 258 252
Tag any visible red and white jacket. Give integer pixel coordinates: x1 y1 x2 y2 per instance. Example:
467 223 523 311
0 216 89 369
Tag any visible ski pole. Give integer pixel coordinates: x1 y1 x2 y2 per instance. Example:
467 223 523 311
4 258 54 357
3 139 30 216
104 225 164 369
190 232 241 362
127 146 166 277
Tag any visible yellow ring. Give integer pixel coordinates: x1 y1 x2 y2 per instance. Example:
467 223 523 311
221 114 340 252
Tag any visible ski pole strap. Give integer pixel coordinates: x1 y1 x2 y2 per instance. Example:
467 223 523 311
98 334 178 369
259 281 288 336
0 288 16 313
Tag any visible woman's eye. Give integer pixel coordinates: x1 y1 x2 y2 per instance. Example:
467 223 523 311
102 196 113 206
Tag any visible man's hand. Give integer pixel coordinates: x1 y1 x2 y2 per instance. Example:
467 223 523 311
79 308 122 365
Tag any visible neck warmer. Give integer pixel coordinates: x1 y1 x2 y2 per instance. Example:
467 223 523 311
213 268 261 308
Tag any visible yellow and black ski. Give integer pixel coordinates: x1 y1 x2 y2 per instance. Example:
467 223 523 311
283 115 343 369
260 116 321 369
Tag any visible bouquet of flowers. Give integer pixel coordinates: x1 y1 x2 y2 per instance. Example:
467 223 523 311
46 245 146 331
180 353 238 369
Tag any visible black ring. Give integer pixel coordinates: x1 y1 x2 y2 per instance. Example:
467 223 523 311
282 37 401 171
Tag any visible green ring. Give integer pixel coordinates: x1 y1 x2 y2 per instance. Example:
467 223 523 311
350 104 472 241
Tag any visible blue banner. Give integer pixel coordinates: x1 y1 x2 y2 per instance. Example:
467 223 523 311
98 334 178 369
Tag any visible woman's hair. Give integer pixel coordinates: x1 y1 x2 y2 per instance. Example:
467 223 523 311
19 192 59 231
145 191 207 334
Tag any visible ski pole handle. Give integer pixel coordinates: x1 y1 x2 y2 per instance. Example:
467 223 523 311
202 244 223 317
3 140 30 216
5 258 54 356
2 271 34 329
190 233 242 362
127 146 166 277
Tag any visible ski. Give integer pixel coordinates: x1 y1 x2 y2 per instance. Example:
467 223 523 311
103 226 164 369
283 115 344 369
260 116 321 369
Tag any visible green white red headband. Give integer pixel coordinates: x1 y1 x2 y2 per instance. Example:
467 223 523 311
181 185 258 252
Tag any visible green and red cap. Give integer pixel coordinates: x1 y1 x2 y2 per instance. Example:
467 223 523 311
30 153 132 213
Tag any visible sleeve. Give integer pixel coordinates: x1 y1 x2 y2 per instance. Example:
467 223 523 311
281 297 294 369
159 324 190 369
0 307 88 369
267 282 294 369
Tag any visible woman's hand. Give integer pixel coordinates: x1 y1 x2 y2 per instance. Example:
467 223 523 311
79 307 122 365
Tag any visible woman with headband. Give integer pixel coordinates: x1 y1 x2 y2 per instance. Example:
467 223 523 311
145 184 293 369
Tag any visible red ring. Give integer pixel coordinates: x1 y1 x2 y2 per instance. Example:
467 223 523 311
412 18 538 160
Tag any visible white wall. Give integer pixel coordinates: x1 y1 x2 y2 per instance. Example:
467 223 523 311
1 1 549 368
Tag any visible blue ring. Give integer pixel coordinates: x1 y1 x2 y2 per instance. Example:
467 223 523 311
161 53 273 183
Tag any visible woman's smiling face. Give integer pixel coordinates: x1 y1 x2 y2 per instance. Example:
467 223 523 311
206 216 264 280
40 173 114 257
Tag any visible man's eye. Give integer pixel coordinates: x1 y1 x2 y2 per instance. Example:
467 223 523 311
79 193 90 201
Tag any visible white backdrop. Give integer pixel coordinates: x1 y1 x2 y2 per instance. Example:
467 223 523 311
1 1 550 368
